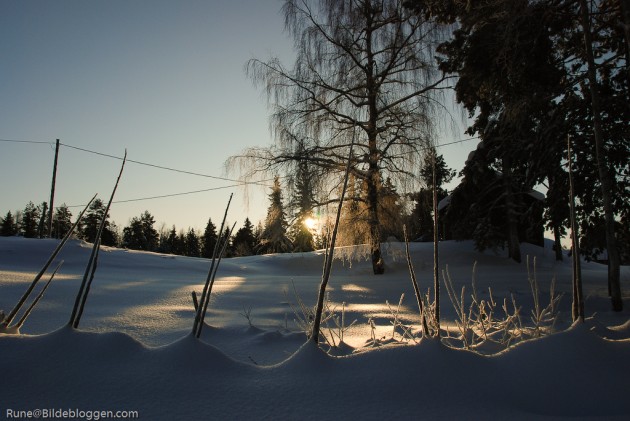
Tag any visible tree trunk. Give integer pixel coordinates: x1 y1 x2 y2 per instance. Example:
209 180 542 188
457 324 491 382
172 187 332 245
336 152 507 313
553 225 563 262
579 0 623 311
568 135 584 322
365 9 384 276
620 0 630 87
503 156 522 263
366 164 384 274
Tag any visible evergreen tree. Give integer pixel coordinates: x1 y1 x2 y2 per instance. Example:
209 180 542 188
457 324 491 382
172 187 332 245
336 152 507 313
409 151 455 240
159 225 181 255
80 198 117 246
52 204 73 239
21 202 40 238
122 211 158 251
290 159 317 217
289 219 315 252
288 159 316 252
0 211 18 236
13 210 22 236
157 225 170 254
122 217 144 250
108 221 121 247
37 202 48 238
201 218 218 258
232 218 257 256
224 226 235 257
258 177 292 254
183 228 201 257
253 221 263 243
414 0 627 301
140 211 158 251
177 229 187 255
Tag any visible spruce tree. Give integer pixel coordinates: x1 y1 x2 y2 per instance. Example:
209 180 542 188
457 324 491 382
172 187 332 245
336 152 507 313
140 211 158 251
232 218 256 256
52 204 73 239
177 229 187 255
122 217 144 250
0 211 18 236
37 202 48 238
21 202 40 238
108 221 121 247
122 211 158 251
201 218 218 258
258 177 292 254
183 228 201 257
160 225 180 255
80 198 117 246
288 159 316 252
409 151 455 240
289 220 315 252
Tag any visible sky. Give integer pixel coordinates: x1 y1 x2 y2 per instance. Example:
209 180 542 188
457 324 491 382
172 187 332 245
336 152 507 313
0 0 476 234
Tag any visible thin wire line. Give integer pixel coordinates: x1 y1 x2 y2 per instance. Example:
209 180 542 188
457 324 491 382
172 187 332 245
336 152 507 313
59 142 272 186
0 138 53 145
66 184 243 208
2 135 479 206
436 137 479 148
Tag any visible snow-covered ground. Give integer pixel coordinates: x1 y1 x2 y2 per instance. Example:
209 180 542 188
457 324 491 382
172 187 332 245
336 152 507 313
1 236 629 420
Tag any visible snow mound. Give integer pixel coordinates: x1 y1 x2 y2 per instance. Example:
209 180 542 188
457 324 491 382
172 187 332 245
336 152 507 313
1 236 629 419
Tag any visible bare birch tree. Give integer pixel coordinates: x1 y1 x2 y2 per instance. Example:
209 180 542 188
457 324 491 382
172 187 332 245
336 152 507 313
229 0 452 274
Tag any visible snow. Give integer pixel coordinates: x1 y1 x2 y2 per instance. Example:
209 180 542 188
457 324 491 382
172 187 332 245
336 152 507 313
1 236 629 420
527 189 546 201
437 194 451 211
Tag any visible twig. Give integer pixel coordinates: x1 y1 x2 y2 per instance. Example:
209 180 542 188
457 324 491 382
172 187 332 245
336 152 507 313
311 132 355 343
13 260 64 330
70 151 127 328
403 225 430 336
196 221 237 338
192 194 232 337
1 195 96 328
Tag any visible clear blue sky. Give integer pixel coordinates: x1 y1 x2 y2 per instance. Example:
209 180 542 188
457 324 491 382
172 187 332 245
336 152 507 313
1 0 475 234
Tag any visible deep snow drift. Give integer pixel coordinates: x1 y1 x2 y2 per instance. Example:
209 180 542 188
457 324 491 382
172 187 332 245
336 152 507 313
1 237 629 420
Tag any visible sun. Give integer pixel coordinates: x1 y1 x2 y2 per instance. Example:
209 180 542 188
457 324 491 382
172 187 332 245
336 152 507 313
304 217 317 231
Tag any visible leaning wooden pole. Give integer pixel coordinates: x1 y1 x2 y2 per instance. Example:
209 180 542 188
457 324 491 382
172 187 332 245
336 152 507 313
47 139 60 238
69 151 127 328
403 225 430 335
192 194 232 337
195 221 237 338
432 150 440 334
13 260 64 330
310 136 355 343
1 195 96 328
72 239 101 329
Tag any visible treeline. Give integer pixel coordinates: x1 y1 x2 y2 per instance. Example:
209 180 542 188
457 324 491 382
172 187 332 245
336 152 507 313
0 199 275 258
0 150 452 258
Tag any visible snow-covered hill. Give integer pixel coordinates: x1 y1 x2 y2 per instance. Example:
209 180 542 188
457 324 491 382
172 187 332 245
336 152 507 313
1 237 629 419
